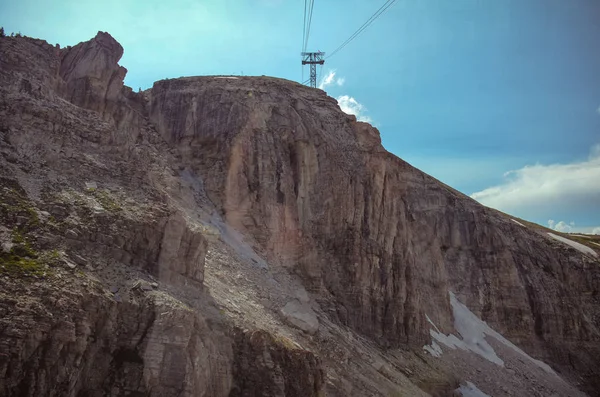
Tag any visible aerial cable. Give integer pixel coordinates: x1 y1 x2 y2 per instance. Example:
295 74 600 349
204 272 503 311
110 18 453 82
328 0 395 59
304 0 314 52
327 0 396 59
304 0 315 52
302 0 307 52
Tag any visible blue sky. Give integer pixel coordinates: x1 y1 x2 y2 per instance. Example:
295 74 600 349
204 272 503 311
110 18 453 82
2 0 599 233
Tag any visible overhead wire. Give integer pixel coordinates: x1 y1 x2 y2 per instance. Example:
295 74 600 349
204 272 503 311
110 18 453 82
302 0 307 83
302 0 307 52
327 0 397 59
303 0 315 52
301 0 316 85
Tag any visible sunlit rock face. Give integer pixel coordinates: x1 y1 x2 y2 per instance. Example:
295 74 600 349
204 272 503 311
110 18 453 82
149 72 600 392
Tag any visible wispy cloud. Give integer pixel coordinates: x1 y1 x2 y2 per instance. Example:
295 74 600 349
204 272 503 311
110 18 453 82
471 143 600 223
597 105 600 115
318 70 345 90
336 95 372 123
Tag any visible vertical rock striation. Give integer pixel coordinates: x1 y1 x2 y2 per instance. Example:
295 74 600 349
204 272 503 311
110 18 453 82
149 76 600 392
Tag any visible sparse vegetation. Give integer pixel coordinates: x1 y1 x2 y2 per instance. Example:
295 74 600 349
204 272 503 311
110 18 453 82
91 189 122 212
0 230 43 276
0 27 5 38
0 179 41 231
274 334 299 350
0 229 60 277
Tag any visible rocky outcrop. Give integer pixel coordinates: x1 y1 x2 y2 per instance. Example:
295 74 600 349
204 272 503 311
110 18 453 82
230 329 324 397
0 277 232 397
59 31 127 116
157 212 207 286
280 300 319 335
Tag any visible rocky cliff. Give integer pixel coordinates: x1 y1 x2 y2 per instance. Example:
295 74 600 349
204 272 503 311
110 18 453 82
1 31 599 397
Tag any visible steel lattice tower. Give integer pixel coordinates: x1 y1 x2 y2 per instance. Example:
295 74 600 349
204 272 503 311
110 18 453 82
301 52 325 88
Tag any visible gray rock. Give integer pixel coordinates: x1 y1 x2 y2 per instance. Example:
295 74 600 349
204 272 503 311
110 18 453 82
62 259 77 270
280 300 319 335
71 254 87 266
294 287 310 304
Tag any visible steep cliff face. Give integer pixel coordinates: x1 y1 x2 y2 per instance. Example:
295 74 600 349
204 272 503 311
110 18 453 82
149 77 453 347
1 31 599 397
149 75 600 391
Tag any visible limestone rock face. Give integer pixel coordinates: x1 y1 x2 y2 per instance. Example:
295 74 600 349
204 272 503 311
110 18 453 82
149 76 600 392
0 280 233 397
157 212 208 286
281 300 319 334
0 34 325 397
230 329 325 397
1 32 600 397
59 31 127 115
149 77 451 347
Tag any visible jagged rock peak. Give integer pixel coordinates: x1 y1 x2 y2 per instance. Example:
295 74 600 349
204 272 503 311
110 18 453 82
59 31 127 114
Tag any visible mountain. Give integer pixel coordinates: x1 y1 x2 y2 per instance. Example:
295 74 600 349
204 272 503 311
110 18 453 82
1 31 599 397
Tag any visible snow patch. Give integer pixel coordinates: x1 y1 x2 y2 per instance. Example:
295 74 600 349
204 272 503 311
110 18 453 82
425 292 557 376
456 381 491 397
511 219 526 227
429 294 504 365
423 340 443 357
547 233 598 257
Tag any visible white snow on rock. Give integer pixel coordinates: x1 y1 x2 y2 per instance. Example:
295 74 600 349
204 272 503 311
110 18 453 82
425 314 441 333
424 293 557 376
456 381 491 397
511 219 526 227
547 233 598 257
423 340 443 357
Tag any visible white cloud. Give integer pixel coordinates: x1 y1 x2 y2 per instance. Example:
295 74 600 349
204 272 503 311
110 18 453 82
336 95 372 123
593 227 600 235
316 71 371 123
318 70 345 90
597 105 600 115
548 220 572 233
471 144 600 221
